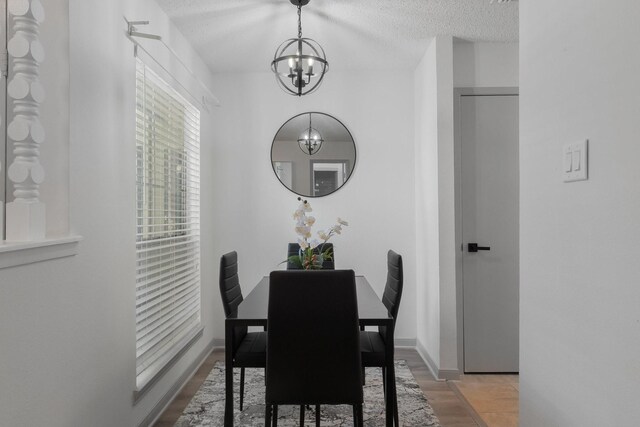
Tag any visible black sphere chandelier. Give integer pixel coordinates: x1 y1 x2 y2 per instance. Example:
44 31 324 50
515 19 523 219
298 113 324 155
271 0 329 96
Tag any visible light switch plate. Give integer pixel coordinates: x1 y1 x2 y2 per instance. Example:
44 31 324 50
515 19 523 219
563 139 588 182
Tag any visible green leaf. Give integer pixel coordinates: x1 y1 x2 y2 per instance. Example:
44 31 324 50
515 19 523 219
285 255 303 268
320 246 333 261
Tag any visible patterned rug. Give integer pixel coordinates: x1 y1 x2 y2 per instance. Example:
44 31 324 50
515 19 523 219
175 360 441 426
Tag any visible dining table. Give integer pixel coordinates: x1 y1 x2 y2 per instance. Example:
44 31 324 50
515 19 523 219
224 274 397 427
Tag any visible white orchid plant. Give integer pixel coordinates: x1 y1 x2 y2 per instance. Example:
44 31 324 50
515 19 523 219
289 197 349 270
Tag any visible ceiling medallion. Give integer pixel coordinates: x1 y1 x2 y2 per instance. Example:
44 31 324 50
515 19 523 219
271 0 329 96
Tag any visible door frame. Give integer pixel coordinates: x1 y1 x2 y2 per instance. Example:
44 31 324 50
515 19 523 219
454 87 519 373
309 159 350 196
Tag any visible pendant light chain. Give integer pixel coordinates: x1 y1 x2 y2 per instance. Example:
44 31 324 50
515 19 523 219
297 5 302 39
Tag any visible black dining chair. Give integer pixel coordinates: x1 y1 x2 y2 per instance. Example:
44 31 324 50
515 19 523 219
219 251 267 412
265 270 364 427
360 250 403 426
286 242 335 270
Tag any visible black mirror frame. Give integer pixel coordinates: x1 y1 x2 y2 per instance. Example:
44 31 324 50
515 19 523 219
270 112 357 198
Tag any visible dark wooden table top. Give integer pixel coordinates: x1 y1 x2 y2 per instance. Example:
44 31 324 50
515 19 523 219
232 275 391 326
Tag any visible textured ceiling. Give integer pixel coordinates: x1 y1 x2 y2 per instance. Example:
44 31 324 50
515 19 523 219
155 0 519 74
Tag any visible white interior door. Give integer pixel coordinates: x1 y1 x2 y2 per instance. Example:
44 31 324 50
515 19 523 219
461 93 519 373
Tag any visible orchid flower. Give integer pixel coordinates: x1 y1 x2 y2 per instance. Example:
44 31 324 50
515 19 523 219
289 197 348 269
295 225 311 237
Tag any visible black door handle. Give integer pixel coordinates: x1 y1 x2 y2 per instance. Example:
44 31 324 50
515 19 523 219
468 243 491 253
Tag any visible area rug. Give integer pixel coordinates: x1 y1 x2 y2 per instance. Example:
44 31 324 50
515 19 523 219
175 360 441 426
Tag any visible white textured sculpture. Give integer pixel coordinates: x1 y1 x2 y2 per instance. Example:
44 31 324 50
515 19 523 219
6 0 45 241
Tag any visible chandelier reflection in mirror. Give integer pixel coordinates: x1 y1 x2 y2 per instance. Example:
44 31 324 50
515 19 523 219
298 113 324 155
272 112 356 198
271 0 328 96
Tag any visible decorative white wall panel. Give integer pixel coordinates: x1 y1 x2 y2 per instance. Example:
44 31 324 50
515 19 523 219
5 0 46 241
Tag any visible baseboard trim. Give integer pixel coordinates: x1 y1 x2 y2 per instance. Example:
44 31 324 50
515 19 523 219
438 368 461 381
415 341 441 380
138 337 216 427
395 338 416 348
415 340 461 381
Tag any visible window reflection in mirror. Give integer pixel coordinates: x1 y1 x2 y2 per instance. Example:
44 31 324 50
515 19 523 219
271 112 356 197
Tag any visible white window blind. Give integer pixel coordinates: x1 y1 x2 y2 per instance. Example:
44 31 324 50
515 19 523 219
135 58 201 390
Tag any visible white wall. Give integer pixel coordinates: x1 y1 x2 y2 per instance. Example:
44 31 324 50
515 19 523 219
207 70 417 342
520 1 640 426
415 38 441 368
39 0 70 237
453 41 519 88
0 0 219 425
414 35 458 376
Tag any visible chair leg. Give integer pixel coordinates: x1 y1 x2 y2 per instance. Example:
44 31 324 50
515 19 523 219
391 372 399 427
273 405 279 427
393 391 399 427
315 404 320 427
265 404 272 427
240 367 245 411
359 321 365 385
353 403 364 427
381 366 391 425
299 405 305 426
382 366 386 399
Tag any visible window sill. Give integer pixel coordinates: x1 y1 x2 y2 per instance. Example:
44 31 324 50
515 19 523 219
0 236 83 270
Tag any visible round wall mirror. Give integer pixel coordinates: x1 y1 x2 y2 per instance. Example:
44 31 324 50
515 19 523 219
271 112 356 197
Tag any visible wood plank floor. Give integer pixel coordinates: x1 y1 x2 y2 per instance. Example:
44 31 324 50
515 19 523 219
153 348 479 426
449 374 519 427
